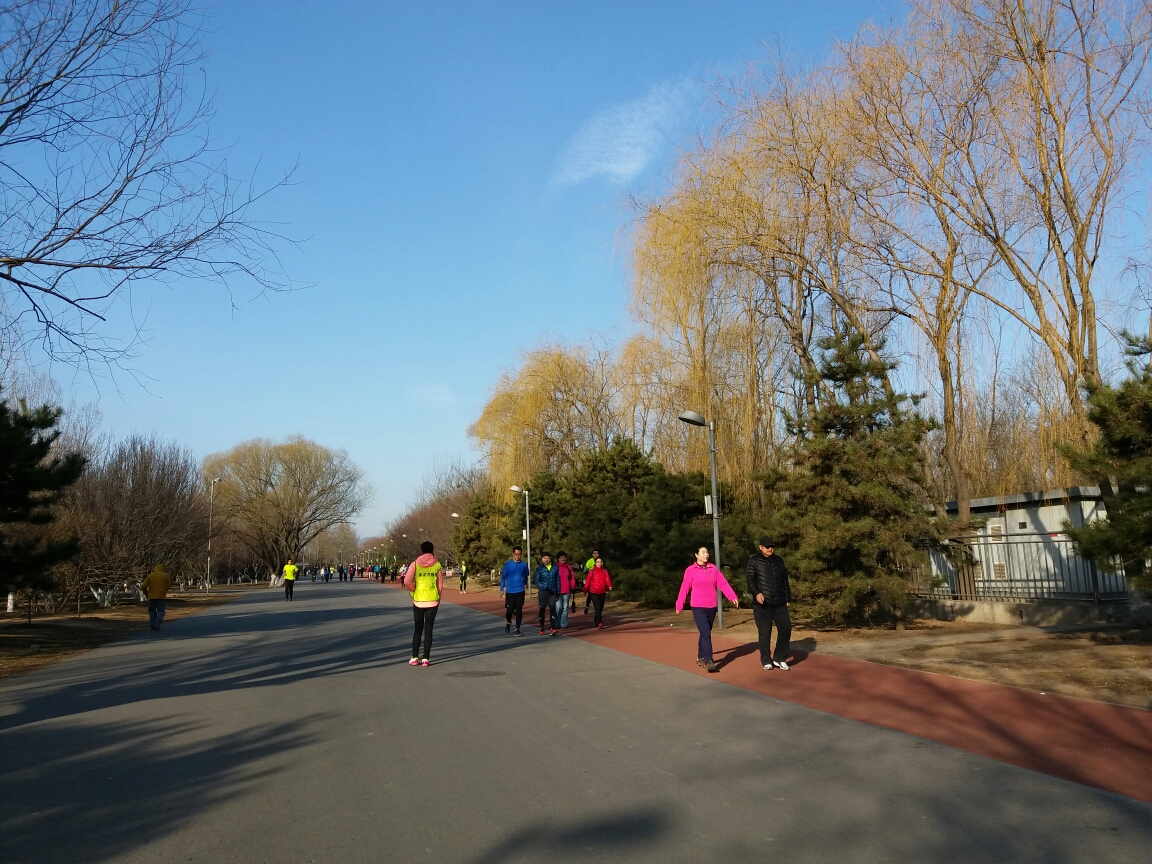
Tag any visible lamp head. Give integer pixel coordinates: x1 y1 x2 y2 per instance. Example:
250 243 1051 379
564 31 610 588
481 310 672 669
678 410 707 427
509 485 522 493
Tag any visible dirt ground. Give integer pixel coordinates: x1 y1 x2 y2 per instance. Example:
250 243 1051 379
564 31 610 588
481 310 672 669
465 581 1152 709
0 585 258 680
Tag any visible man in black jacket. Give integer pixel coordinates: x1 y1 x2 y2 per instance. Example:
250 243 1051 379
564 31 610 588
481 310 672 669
745 536 792 670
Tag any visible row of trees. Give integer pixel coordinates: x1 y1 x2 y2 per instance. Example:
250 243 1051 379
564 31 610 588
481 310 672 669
473 0 1152 527
0 384 368 618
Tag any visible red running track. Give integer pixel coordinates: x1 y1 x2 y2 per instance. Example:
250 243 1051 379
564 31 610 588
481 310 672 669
386 582 1152 802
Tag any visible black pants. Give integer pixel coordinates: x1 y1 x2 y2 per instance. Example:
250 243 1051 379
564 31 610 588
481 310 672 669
412 605 438 659
753 603 791 664
460 576 467 591
285 580 294 600
589 592 606 624
538 589 558 629
505 591 525 629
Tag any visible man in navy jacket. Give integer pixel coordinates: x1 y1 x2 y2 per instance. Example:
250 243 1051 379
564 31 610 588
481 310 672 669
534 553 560 636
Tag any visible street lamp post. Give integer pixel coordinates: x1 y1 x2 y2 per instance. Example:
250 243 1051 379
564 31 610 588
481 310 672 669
678 411 725 629
509 486 531 597
207 477 222 593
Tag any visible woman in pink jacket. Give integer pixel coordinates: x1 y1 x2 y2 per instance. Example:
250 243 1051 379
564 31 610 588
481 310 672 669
676 546 738 672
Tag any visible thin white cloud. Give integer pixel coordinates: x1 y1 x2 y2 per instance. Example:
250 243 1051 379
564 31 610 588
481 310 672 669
555 79 696 186
405 382 455 407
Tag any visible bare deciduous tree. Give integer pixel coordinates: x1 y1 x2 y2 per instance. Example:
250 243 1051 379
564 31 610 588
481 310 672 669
0 0 291 364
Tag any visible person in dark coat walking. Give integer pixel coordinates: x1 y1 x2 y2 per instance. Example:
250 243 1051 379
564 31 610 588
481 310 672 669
745 536 792 670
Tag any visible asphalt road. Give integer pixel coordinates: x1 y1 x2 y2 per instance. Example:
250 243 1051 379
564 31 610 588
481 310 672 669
2 581 1149 864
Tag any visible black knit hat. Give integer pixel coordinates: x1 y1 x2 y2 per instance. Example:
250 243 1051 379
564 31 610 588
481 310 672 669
758 536 776 549
420 541 434 554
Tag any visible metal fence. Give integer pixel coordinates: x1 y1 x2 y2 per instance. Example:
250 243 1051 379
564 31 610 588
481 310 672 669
911 535 1127 603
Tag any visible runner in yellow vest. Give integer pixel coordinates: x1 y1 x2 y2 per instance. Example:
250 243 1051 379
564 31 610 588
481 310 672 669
403 541 444 666
283 558 298 601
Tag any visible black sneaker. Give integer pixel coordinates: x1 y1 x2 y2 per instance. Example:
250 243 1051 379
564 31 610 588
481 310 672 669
705 661 719 673
505 623 511 634
514 629 523 637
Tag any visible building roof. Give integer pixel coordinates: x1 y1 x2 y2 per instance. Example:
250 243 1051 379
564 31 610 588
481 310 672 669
944 486 1102 515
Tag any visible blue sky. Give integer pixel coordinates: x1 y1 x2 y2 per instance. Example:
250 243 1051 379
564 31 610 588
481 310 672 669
61 1 889 534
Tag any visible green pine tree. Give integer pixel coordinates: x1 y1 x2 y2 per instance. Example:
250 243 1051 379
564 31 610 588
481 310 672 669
1061 334 1152 589
0 394 86 620
765 331 946 623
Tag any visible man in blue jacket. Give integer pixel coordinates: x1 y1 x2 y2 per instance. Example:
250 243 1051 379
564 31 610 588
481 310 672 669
534 553 560 636
500 546 529 636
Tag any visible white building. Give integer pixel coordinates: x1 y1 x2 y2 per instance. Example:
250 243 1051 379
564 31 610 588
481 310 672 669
924 487 1125 601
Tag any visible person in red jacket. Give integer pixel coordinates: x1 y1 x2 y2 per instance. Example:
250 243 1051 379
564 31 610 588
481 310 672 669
584 556 612 628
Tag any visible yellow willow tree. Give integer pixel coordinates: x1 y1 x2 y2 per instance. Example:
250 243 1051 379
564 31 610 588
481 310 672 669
469 342 621 496
630 175 790 505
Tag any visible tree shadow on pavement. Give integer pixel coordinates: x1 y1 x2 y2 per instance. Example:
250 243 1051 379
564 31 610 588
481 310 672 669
0 712 328 864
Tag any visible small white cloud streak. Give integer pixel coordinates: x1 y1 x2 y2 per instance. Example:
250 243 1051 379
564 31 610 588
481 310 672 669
555 79 696 185
405 382 455 406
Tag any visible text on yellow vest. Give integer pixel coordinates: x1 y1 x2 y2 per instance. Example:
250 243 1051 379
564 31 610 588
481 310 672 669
412 562 442 603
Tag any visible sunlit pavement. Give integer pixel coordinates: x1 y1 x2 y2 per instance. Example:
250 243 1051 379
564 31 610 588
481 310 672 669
1 580 1149 864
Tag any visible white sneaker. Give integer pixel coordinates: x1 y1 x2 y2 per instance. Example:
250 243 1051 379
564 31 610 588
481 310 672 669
763 663 773 670
775 660 790 671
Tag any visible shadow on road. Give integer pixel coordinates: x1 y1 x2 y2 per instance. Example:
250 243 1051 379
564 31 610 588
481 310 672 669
1 712 327 863
464 805 674 864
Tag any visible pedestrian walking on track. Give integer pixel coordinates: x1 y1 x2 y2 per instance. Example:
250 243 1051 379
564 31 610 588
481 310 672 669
404 541 444 666
582 549 599 615
584 556 612 628
141 564 171 630
500 546 529 636
556 552 575 628
534 553 560 635
675 546 738 672
746 536 792 670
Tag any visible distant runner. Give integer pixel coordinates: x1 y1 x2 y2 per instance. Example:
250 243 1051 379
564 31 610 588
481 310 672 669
282 558 298 601
404 541 444 667
459 561 468 594
500 546 529 636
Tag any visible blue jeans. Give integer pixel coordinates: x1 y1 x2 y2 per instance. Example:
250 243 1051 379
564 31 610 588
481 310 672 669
691 607 716 662
557 593 570 627
148 599 166 629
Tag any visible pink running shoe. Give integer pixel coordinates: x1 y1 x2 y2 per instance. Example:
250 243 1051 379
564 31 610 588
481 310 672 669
421 659 430 667
408 658 419 666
